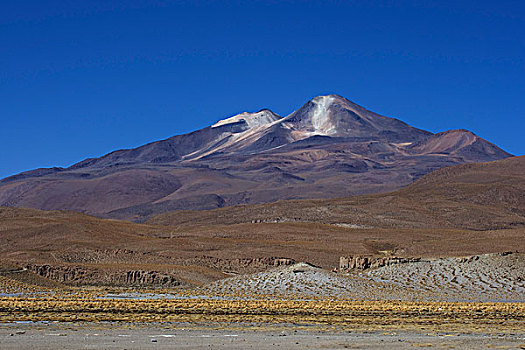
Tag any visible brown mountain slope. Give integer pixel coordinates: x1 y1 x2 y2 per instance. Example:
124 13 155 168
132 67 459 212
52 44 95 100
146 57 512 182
0 95 511 222
148 156 525 231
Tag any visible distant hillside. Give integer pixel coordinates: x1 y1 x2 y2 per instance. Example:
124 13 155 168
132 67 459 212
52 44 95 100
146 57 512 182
149 156 525 231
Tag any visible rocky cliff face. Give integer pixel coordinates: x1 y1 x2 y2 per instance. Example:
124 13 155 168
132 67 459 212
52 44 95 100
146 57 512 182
27 265 182 287
181 256 295 274
338 256 422 271
25 256 295 287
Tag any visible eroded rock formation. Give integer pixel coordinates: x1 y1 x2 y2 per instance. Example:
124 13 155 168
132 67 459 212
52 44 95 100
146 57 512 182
181 256 295 274
338 256 421 271
27 264 181 287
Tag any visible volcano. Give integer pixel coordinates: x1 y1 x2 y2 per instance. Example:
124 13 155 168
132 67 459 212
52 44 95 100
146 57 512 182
0 94 511 221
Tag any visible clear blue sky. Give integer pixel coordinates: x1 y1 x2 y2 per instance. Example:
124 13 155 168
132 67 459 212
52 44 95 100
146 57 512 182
1 1 524 179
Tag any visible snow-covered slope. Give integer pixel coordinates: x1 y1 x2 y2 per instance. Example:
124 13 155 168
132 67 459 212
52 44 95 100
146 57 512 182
212 109 281 129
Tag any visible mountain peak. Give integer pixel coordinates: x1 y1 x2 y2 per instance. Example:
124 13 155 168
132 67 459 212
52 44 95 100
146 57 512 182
407 128 512 160
309 95 338 135
282 94 430 141
432 129 479 143
311 94 362 108
313 93 345 100
212 109 281 129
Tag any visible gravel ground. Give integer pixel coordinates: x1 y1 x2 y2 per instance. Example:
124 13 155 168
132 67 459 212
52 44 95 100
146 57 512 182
1 324 524 350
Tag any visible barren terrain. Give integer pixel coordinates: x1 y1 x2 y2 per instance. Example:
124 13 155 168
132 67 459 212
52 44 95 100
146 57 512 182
0 268 523 349
202 254 524 302
0 156 523 348
150 155 525 231
1 156 524 288
0 95 511 221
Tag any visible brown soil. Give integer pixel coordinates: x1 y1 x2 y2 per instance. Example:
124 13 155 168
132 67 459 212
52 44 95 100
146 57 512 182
0 157 523 288
149 156 525 231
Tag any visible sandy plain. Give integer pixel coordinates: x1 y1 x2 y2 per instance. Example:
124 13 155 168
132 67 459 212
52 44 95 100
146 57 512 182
2 325 525 350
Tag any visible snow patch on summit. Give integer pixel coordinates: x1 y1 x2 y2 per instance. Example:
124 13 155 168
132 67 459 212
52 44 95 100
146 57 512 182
212 110 281 129
310 95 336 135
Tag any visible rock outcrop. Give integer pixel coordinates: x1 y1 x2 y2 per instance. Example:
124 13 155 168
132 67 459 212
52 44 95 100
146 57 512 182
338 256 421 271
26 257 295 287
181 256 295 274
27 264 181 287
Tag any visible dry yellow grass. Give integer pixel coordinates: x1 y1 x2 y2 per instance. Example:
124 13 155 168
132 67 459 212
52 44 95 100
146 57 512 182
1 273 523 334
0 296 523 333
